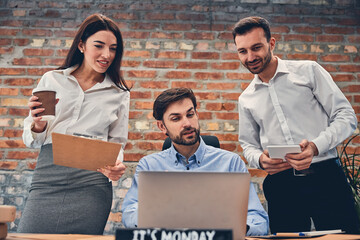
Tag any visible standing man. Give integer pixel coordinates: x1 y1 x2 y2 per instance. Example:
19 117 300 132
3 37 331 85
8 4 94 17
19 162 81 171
121 88 269 236
233 16 359 233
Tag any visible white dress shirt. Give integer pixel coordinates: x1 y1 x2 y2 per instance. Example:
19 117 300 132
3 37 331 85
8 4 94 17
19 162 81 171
238 57 357 169
22 66 130 160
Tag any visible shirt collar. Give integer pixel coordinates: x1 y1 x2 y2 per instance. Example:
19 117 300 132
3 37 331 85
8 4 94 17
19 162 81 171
253 57 290 88
57 65 118 90
169 136 206 166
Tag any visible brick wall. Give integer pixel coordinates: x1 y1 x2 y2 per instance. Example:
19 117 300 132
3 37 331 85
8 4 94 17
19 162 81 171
1 0 359 234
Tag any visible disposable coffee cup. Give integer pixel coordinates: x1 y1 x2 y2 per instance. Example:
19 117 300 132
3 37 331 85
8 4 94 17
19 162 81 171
33 90 56 121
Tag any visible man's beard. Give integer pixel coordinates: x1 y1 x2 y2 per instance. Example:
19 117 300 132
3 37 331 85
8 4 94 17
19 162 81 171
244 46 272 74
169 127 200 146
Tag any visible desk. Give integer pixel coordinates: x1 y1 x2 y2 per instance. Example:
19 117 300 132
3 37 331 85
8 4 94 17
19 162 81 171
246 234 360 240
6 233 114 240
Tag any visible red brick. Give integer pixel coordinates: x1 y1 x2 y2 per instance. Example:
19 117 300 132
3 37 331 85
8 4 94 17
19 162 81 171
211 62 240 70
221 53 238 60
156 51 186 59
198 112 212 120
354 96 360 103
135 101 153 110
332 74 355 82
272 16 301 24
143 60 174 68
215 112 238 120
27 68 55 76
176 13 206 21
324 27 354 34
23 48 54 56
207 83 237 90
165 71 191 79
5 78 35 86
145 13 174 20
195 72 223 80
177 62 207 69
316 35 344 42
139 81 168 89
214 133 238 142
0 161 18 170
144 132 167 140
0 29 19 36
162 4 187 11
321 54 350 62
137 142 163 151
270 26 290 33
0 47 14 54
122 60 141 67
130 91 152 99
192 52 219 59
44 58 64 66
0 38 12 45
348 36 360 43
293 26 322 34
205 103 222 111
7 151 39 160
56 49 69 57
14 38 30 46
54 30 77 38
163 23 192 31
0 88 18 96
129 2 155 10
286 54 317 61
127 70 157 78
4 129 23 138
284 34 314 42
220 143 237 152
0 108 7 115
9 108 29 116
195 92 220 100
112 13 137 20
129 23 159 30
124 153 145 162
0 68 26 75
150 32 182 39
171 81 202 89
22 29 53 37
222 92 240 101
13 58 42 66
99 3 126 10
0 140 26 148
129 111 143 119
124 50 151 58
249 169 268 178
339 65 360 73
218 32 233 40
33 20 62 28
226 72 253 80
194 24 224 31
185 32 214 40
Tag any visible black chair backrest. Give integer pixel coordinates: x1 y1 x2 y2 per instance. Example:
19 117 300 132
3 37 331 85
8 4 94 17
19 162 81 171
162 135 220 150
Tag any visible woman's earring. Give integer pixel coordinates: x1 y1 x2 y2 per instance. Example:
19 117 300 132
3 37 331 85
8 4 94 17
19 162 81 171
80 50 83 53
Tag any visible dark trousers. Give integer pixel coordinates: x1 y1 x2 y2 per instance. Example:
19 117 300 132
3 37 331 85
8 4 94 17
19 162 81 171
263 158 359 234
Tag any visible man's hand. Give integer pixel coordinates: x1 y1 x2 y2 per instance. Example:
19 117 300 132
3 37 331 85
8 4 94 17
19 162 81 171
259 150 292 175
285 139 318 171
97 159 126 181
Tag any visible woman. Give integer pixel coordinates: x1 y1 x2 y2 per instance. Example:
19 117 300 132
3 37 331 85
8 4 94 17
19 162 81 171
18 14 130 234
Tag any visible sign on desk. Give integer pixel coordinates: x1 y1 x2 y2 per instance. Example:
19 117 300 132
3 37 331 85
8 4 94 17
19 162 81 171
116 228 233 240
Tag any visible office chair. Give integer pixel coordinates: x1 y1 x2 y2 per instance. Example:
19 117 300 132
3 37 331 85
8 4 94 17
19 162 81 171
162 135 220 150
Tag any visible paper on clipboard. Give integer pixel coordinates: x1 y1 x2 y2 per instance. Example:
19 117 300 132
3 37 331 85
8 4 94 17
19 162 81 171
52 132 121 171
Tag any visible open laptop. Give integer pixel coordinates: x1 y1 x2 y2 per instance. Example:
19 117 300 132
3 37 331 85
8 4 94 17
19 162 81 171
138 171 250 240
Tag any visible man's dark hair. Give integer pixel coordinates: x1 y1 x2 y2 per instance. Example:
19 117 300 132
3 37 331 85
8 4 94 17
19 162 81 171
153 88 197 121
232 16 271 43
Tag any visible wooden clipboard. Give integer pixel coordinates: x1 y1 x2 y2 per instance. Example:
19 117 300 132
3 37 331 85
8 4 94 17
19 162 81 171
52 132 121 171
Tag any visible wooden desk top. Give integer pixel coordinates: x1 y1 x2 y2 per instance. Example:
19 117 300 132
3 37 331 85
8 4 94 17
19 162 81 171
6 233 114 240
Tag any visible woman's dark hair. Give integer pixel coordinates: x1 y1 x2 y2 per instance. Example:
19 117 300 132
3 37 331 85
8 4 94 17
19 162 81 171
153 88 197 121
59 13 130 91
232 16 271 43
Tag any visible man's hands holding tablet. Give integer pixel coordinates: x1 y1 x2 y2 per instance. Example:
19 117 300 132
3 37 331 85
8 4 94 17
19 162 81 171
259 139 319 175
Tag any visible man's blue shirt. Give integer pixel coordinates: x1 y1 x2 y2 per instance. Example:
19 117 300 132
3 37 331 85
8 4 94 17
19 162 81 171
121 137 269 236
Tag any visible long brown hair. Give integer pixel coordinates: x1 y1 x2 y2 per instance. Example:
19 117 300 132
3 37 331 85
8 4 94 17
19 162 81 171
59 13 130 91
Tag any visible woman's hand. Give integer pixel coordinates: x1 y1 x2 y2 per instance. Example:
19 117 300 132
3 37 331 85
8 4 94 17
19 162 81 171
98 159 126 181
28 95 47 133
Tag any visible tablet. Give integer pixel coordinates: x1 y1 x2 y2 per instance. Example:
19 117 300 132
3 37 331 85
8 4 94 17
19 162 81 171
268 145 301 161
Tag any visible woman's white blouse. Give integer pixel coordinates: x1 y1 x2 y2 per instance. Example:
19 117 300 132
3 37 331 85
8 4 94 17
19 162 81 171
22 66 130 161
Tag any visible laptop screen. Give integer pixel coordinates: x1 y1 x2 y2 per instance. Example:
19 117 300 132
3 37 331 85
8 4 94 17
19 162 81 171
138 171 250 240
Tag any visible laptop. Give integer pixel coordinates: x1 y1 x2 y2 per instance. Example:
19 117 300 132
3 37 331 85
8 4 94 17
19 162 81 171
138 171 250 240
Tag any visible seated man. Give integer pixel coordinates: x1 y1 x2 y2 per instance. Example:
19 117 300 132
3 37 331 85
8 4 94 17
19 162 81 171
121 88 269 236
